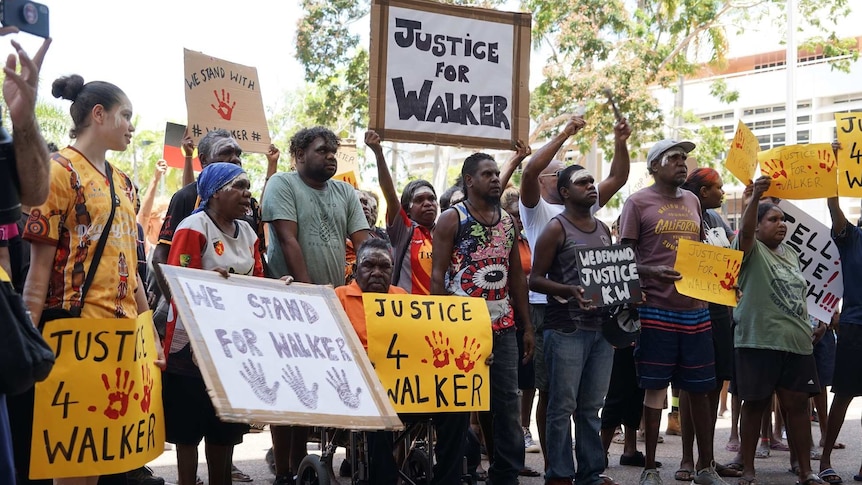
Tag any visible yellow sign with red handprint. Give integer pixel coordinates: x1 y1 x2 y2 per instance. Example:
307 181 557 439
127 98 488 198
30 312 165 479
724 121 759 185
835 113 862 196
364 294 492 412
757 143 838 199
673 239 743 307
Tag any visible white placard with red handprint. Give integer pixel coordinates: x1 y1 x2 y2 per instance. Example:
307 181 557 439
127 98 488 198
30 312 165 479
364 293 493 413
161 265 402 430
777 200 844 322
757 143 838 200
183 49 272 153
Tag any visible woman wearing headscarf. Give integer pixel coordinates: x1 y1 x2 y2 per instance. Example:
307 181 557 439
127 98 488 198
162 163 264 485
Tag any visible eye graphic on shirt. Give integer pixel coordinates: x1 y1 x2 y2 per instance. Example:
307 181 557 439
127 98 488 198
460 258 508 300
213 240 225 256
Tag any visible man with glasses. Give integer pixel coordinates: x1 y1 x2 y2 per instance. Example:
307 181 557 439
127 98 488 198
619 140 724 485
517 115 631 467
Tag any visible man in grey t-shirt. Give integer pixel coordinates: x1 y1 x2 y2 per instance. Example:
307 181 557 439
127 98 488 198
261 126 369 484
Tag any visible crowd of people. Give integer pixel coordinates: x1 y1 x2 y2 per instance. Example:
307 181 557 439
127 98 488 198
0 28 859 485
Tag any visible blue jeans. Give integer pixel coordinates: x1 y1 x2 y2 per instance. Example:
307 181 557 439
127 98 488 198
485 330 523 485
544 328 613 484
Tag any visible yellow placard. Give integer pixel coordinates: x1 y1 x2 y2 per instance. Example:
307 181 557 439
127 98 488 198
757 143 838 199
31 312 165 479
835 113 862 196
724 121 759 185
183 49 271 153
673 239 743 307
365 294 492 413
333 171 358 188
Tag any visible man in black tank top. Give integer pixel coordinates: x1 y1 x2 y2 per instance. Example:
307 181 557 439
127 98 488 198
529 164 617 485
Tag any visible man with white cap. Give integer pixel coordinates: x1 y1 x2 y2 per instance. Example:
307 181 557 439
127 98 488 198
619 140 725 485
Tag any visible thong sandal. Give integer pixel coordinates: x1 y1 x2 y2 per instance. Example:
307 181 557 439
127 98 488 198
818 468 843 484
797 473 826 484
717 463 743 478
674 469 694 481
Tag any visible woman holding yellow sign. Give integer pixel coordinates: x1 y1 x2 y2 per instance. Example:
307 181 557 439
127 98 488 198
732 175 823 485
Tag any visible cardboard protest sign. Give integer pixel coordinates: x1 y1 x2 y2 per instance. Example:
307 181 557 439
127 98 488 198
365 294 492 413
334 144 359 187
777 200 844 322
673 239 743 307
30 312 165 479
758 143 838 199
575 244 641 307
183 49 271 153
163 122 201 171
725 121 759 185
161 265 401 430
369 0 531 149
835 113 862 196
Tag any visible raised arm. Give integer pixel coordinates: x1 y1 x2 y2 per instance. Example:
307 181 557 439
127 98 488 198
499 139 531 189
137 159 166 227
828 141 848 236
597 118 631 207
181 132 195 187
430 209 458 295
366 130 401 226
521 116 585 208
738 176 771 254
258 144 280 202
5 38 51 206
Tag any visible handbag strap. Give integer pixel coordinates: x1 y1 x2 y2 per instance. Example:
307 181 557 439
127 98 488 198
72 163 117 317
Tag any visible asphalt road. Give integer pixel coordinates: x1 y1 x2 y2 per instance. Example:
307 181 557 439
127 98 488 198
148 398 862 484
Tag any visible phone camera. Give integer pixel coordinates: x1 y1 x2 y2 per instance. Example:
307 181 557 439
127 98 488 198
22 3 38 25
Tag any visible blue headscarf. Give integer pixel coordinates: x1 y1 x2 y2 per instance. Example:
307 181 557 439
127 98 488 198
193 162 245 214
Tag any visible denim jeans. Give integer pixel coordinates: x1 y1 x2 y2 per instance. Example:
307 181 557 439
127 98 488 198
544 328 613 484
486 330 523 485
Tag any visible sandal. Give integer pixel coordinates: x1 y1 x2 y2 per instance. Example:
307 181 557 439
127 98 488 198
853 474 862 482
717 463 743 478
726 441 740 452
519 467 541 477
619 451 662 468
771 441 791 451
818 468 843 484
755 446 770 459
797 473 826 484
674 469 694 481
737 478 757 485
599 474 620 485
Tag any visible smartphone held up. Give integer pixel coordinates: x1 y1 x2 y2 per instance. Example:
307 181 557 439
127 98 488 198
0 0 49 38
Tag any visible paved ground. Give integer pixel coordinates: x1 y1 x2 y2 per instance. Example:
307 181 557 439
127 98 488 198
149 398 862 484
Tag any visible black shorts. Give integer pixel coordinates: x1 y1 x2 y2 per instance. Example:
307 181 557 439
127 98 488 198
709 303 734 382
733 348 820 401
516 327 535 390
813 329 836 387
601 346 644 429
163 372 248 446
832 324 862 397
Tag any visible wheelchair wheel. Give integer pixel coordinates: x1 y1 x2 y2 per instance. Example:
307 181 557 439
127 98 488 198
401 448 431 485
297 454 332 485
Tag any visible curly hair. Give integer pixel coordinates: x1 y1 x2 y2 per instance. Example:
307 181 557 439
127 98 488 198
289 126 340 159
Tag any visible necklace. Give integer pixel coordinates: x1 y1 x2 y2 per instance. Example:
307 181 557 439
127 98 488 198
465 199 500 226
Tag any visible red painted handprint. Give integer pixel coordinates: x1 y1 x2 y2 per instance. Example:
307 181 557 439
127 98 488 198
764 159 788 181
422 330 453 368
140 364 153 413
100 368 136 420
454 336 482 373
817 150 836 173
210 89 236 120
714 259 741 291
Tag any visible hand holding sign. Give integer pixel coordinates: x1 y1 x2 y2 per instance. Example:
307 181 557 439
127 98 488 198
564 115 586 137
673 239 743 307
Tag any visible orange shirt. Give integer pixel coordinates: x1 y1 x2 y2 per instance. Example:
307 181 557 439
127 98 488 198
335 281 407 350
518 235 532 277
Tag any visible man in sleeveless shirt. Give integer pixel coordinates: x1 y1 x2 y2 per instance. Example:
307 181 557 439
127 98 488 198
432 153 534 485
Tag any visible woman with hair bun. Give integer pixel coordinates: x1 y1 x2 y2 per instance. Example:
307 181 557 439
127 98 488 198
22 75 165 485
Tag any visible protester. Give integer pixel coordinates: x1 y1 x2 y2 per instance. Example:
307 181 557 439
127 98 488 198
22 74 165 485
619 139 723 485
732 176 823 485
529 164 618 485
262 126 369 485
518 115 630 468
431 152 534 485
162 163 264 485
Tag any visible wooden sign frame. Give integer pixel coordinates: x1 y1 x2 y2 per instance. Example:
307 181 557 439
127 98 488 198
369 0 531 149
161 265 402 430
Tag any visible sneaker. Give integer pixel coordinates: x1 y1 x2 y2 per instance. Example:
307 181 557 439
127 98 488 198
639 468 662 485
523 427 540 453
231 464 253 482
692 464 728 484
665 411 681 436
127 466 165 485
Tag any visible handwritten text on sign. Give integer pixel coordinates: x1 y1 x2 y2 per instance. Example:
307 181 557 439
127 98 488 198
162 267 400 430
575 244 642 307
758 143 838 199
674 239 743 307
835 113 862 196
725 121 759 185
365 294 492 413
30 312 165 479
778 200 844 322
183 49 271 153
